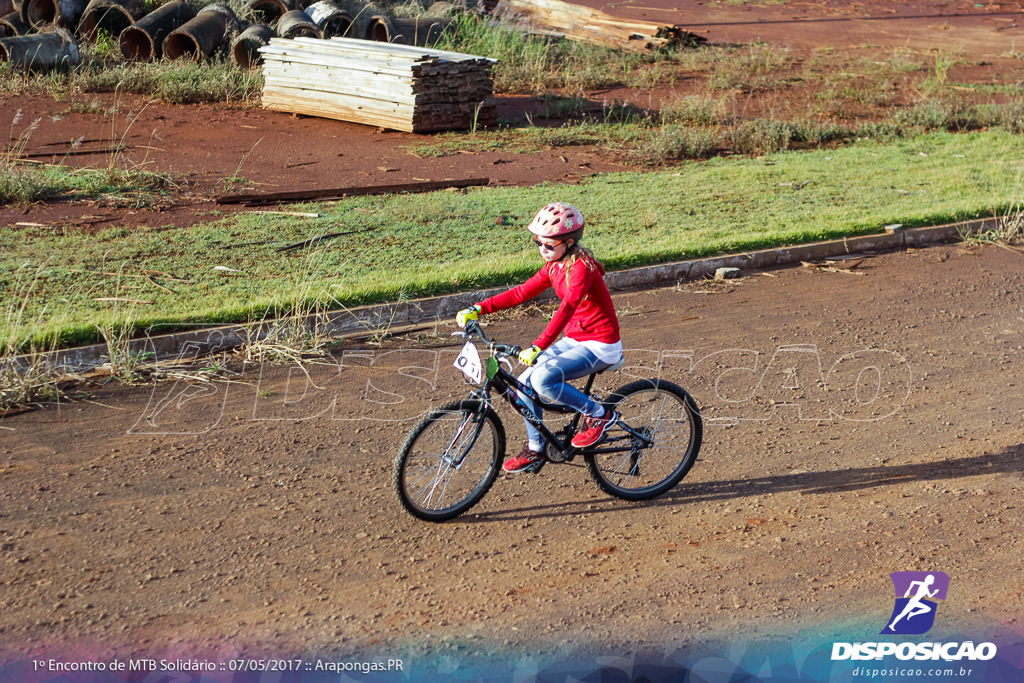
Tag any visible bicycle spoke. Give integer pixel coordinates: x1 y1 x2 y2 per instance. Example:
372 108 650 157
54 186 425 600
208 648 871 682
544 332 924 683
409 458 455 509
394 401 504 521
586 381 702 500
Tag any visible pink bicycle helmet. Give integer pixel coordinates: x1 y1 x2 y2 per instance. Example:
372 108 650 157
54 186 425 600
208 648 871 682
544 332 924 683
527 202 584 238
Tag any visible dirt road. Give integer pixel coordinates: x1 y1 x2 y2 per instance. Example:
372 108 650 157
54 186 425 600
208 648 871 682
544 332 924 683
2 242 1022 678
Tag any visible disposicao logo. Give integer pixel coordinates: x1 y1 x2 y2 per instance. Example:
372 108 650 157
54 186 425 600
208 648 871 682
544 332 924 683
831 571 998 663
881 571 949 635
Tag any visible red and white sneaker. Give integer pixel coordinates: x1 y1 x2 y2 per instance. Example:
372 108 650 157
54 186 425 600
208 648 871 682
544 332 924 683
571 409 618 448
503 443 544 473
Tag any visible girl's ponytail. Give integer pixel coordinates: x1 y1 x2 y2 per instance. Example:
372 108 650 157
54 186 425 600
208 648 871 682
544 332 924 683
561 242 598 286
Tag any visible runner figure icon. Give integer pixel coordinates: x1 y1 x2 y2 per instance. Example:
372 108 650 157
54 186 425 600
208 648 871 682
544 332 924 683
881 571 949 635
888 575 938 630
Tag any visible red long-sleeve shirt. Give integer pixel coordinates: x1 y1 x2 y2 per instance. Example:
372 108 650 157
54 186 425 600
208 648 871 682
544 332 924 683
479 256 620 350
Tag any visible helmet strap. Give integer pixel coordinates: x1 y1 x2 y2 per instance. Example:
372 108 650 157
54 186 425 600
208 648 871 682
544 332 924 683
556 239 578 262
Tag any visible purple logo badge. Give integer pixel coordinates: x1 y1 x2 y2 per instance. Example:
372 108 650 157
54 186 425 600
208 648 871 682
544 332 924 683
881 571 950 635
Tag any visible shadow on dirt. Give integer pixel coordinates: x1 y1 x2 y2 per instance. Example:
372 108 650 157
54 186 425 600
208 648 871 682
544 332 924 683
467 443 1024 522
496 94 649 128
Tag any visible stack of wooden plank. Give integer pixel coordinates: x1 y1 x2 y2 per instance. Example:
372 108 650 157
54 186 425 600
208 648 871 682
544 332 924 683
495 0 699 52
259 37 498 133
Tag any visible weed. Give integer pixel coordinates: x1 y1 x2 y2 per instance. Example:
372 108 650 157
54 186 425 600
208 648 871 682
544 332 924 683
0 349 68 411
853 120 903 141
539 94 588 119
364 290 411 346
431 12 678 94
659 94 729 126
96 321 154 383
0 261 70 410
921 52 956 93
471 101 483 134
601 100 642 125
706 43 791 92
894 100 951 130
1001 44 1024 60
788 120 852 145
996 190 1024 244
91 270 153 383
1 102 170 207
1 109 43 204
628 124 718 165
729 118 793 155
623 60 673 90
239 308 333 367
90 28 120 62
974 101 1024 134
535 123 601 148
62 99 111 115
238 249 342 367
223 137 262 187
0 51 263 105
888 48 924 74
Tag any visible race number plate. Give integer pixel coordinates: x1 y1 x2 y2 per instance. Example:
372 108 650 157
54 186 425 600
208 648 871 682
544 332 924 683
454 341 483 384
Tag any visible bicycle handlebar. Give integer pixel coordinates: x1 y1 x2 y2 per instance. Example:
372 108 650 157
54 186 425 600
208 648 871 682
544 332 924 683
463 320 521 359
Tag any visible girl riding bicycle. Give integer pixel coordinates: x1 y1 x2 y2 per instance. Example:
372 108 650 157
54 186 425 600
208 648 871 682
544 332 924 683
456 202 623 473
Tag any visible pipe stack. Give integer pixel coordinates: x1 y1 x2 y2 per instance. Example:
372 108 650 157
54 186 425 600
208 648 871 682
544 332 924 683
19 0 88 31
119 0 193 59
259 36 497 133
230 21 272 67
1 0 476 70
0 11 29 35
0 24 78 66
78 0 142 40
162 2 238 60
305 0 351 38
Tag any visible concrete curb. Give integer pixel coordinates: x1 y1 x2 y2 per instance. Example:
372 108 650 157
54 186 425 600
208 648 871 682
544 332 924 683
23 217 998 373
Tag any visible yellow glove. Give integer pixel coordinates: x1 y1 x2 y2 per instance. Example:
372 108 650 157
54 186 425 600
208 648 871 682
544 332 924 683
518 345 543 366
456 304 481 328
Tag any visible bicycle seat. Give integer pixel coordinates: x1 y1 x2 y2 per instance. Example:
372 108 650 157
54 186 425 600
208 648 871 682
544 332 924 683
599 357 626 374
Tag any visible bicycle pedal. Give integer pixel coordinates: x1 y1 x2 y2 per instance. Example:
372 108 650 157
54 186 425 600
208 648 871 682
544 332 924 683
523 461 545 474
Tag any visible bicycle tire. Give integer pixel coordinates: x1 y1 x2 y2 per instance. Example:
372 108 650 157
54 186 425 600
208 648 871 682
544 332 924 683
393 400 505 522
585 379 702 501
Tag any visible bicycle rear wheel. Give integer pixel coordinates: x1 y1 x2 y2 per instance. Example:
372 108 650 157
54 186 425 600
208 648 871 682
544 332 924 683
586 379 702 501
393 400 505 522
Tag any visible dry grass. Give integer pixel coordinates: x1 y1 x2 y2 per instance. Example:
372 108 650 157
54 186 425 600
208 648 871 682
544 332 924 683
998 200 1024 244
236 252 344 367
0 351 70 413
0 260 71 411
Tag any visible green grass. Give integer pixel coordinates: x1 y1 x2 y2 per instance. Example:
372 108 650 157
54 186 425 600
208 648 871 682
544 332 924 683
430 12 681 93
0 162 170 206
0 56 263 105
406 94 1024 165
3 130 1023 352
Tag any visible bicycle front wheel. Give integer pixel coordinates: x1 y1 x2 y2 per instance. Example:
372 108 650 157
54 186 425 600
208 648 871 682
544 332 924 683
393 400 505 522
586 379 702 501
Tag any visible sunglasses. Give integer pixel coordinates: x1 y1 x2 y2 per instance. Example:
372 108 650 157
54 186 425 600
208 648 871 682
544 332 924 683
532 236 565 251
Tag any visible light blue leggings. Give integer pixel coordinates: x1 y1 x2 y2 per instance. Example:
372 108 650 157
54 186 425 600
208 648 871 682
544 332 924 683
517 337 611 451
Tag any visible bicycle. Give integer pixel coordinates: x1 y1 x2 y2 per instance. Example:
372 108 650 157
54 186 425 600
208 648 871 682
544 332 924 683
393 320 703 522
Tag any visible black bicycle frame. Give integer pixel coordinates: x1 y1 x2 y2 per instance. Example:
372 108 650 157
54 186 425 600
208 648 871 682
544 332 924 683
472 358 651 458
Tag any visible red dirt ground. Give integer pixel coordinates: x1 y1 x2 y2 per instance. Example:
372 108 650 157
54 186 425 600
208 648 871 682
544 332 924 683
585 0 1022 53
